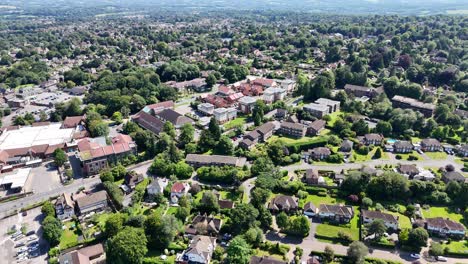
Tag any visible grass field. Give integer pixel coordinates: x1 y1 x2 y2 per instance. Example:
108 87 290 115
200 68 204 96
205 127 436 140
60 222 80 249
223 117 247 130
315 207 360 242
145 249 176 264
255 249 285 260
424 152 448 160
444 240 468 253
325 111 343 128
269 135 323 145
396 151 423 161
422 207 464 224
350 147 388 162
166 206 178 216
299 194 341 208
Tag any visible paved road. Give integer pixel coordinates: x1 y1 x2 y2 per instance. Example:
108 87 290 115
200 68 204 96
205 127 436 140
0 160 153 218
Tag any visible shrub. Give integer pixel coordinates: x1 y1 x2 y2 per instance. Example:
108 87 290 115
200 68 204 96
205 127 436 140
395 154 402 160
337 231 353 243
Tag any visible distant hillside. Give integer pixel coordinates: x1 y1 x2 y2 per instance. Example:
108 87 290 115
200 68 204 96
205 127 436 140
1 0 467 15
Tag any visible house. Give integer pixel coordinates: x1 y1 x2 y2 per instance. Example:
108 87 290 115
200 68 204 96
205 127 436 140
421 138 442 152
363 133 384 145
198 103 215 116
315 98 340 113
304 169 325 185
239 122 275 150
77 134 137 176
279 122 306 138
303 202 317 217
263 87 286 104
318 204 354 223
393 141 413 153
185 154 247 168
124 171 144 190
457 144 468 157
55 193 75 221
442 171 466 184
251 78 277 89
146 178 168 200
277 79 296 94
268 195 299 213
186 214 222 236
361 210 399 230
132 111 165 134
392 95 435 117
340 139 353 152
141 101 175 114
176 235 216 264
155 109 194 128
238 96 257 114
75 190 108 216
344 84 383 99
397 164 419 178
213 107 237 124
250 256 287 264
307 119 326 136
413 168 436 181
309 147 331 160
58 243 106 264
171 182 190 204
425 217 465 238
218 200 235 209
303 103 329 118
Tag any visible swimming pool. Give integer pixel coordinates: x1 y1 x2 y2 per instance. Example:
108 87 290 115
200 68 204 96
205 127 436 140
387 139 396 144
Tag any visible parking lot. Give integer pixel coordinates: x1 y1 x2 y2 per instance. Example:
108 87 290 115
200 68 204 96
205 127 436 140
23 163 62 194
0 207 48 264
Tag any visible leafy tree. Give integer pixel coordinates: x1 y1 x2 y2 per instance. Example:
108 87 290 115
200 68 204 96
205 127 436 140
251 188 271 208
216 135 234 155
105 213 125 237
208 117 221 141
53 148 67 167
226 236 251 264
361 197 373 209
111 112 123 124
144 213 179 249
286 215 310 237
367 219 386 239
346 241 368 264
323 246 335 264
429 241 444 257
41 201 55 217
179 123 194 147
106 227 148 264
367 172 409 201
199 191 220 214
163 121 176 138
251 157 274 176
42 216 63 246
229 204 259 234
257 206 273 229
276 212 289 229
373 148 382 159
407 227 429 250
243 227 264 247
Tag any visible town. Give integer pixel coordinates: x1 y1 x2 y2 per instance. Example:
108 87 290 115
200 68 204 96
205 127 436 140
0 2 467 264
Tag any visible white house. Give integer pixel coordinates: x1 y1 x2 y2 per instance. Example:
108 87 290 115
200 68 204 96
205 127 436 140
426 217 465 238
170 182 190 204
198 103 215 116
361 210 399 231
146 178 168 199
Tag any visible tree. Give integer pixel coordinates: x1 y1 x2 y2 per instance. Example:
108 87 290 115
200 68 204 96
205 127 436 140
206 73 217 88
286 215 310 237
251 188 271 208
373 148 382 159
226 236 251 264
53 148 67 167
144 213 179 249
347 241 368 264
229 204 259 234
408 227 429 250
179 123 194 147
208 117 221 141
216 135 234 155
41 201 55 217
367 219 386 239
106 227 148 264
362 197 373 209
257 206 273 229
105 213 125 237
111 112 123 124
42 216 63 246
276 212 289 229
323 246 335 263
243 227 264 247
163 121 176 138
429 241 444 257
199 191 220 214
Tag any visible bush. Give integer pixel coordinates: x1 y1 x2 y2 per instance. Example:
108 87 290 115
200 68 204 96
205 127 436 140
337 231 353 243
407 154 418 161
395 154 402 160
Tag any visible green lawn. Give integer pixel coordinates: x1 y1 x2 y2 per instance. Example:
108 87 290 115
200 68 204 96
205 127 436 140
444 240 468 254
315 206 360 242
384 211 412 229
60 222 81 249
424 151 448 160
166 206 178 216
269 135 326 146
350 147 388 163
255 249 285 261
145 249 176 264
396 151 424 161
299 194 340 208
422 207 464 224
223 117 247 130
325 111 343 128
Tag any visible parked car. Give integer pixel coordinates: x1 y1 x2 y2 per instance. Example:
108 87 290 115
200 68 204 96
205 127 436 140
14 242 26 248
26 231 35 236
14 235 25 241
436 256 448 262
410 253 421 259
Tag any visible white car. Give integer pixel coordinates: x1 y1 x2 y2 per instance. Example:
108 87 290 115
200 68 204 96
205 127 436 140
27 235 37 242
410 253 421 259
436 256 448 262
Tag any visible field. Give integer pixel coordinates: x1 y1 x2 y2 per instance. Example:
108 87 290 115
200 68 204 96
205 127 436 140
60 221 80 249
315 206 360 242
223 117 247 130
444 240 468 254
299 194 341 208
269 135 324 146
422 207 464 224
396 151 423 161
424 151 448 160
350 147 388 162
325 111 343 128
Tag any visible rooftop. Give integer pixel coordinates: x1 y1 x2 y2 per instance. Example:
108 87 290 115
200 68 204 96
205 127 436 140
0 123 74 150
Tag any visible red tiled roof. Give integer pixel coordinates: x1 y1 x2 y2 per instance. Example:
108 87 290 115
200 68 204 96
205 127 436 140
62 115 85 128
171 182 187 193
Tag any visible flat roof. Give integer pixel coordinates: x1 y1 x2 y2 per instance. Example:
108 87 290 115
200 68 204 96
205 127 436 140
0 168 31 189
0 123 74 150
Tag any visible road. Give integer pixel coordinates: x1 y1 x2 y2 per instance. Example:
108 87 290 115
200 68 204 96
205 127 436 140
0 160 153 218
